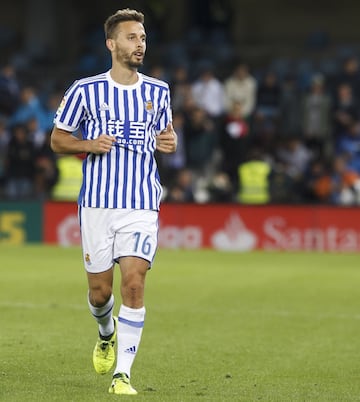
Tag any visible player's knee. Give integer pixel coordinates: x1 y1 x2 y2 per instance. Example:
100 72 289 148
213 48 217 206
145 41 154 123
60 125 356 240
89 284 112 307
123 272 145 292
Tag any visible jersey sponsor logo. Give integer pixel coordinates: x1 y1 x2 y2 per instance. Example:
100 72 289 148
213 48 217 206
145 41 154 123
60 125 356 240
107 120 146 146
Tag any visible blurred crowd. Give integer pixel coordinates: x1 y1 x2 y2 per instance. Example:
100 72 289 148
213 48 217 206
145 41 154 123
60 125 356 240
157 55 360 206
2 49 360 205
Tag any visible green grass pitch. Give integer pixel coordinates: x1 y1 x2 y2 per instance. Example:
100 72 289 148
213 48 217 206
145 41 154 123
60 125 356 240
1 245 360 401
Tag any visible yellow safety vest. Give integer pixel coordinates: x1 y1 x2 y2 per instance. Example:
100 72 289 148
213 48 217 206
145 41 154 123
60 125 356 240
237 160 271 204
52 156 83 201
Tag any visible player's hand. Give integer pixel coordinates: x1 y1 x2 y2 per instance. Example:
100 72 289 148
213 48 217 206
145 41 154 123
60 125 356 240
89 134 116 154
156 123 177 154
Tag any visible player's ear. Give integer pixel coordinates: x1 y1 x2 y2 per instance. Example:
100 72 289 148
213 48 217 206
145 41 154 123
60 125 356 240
106 38 115 52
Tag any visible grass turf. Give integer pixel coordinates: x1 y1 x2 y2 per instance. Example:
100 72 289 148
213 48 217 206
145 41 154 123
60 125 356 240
1 245 360 401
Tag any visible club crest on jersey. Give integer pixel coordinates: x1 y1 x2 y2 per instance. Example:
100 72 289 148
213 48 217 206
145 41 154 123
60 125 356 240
144 100 155 115
85 253 92 266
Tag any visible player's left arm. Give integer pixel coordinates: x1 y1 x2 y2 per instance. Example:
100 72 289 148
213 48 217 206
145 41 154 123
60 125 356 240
156 122 177 154
156 88 177 154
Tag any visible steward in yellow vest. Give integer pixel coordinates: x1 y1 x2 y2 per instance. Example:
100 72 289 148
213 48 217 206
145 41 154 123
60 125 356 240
237 150 271 204
52 155 83 201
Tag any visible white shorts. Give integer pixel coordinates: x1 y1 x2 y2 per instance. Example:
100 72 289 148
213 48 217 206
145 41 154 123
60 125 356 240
79 207 159 273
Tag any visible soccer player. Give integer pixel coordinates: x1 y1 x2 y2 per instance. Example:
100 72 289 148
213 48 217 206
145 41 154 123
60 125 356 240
50 9 177 396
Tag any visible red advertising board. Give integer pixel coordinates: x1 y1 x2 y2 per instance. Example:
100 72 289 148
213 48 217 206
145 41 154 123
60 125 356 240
44 202 79 246
44 202 360 251
158 204 360 252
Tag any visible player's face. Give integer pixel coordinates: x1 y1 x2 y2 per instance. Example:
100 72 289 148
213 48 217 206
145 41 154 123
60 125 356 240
109 21 146 69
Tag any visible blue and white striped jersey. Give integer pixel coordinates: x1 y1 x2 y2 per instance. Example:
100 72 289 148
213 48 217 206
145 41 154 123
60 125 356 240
54 71 172 210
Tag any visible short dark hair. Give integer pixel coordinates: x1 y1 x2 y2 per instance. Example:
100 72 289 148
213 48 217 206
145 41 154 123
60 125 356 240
104 8 145 39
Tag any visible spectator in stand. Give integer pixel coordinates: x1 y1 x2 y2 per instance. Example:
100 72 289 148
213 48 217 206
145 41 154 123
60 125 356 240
26 116 46 149
335 120 360 173
253 71 281 150
206 171 234 202
0 63 20 116
184 106 217 175
4 123 36 199
311 154 360 205
164 167 195 203
237 147 272 204
332 83 359 138
254 70 281 120
9 86 47 131
301 73 332 159
34 131 59 199
180 86 197 117
303 158 330 203
279 74 302 137
147 63 168 81
0 115 10 195
42 91 64 132
158 111 186 190
51 153 83 201
274 136 313 201
223 62 257 119
191 63 226 121
269 161 297 203
169 64 192 113
219 100 250 187
332 56 360 99
275 136 313 180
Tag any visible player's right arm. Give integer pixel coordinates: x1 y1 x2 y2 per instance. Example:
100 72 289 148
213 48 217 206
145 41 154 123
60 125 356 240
51 127 115 155
51 80 115 155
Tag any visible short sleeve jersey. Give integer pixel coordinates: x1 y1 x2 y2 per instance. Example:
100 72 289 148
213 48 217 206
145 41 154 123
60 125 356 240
54 71 172 210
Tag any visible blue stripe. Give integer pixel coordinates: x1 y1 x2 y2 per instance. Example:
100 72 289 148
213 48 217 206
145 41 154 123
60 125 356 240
123 90 129 120
96 155 102 207
61 84 77 120
147 153 154 209
78 158 86 205
78 205 82 230
104 82 110 208
118 316 144 328
94 82 100 114
132 88 138 120
114 146 119 207
122 90 129 208
122 148 129 207
113 87 120 208
140 83 146 121
83 86 93 138
131 150 137 208
105 152 111 208
88 156 95 205
68 94 82 126
114 87 120 119
139 153 145 208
